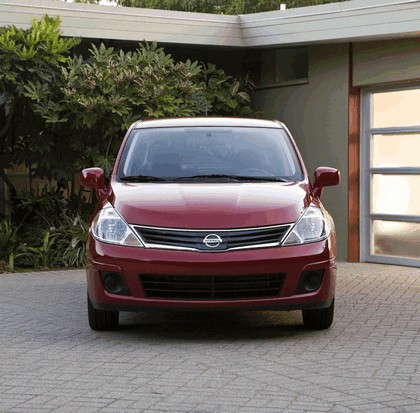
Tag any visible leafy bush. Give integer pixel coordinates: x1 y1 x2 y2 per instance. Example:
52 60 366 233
194 63 254 116
25 41 256 177
0 16 79 195
26 230 56 269
54 214 88 268
0 218 24 272
3 17 256 193
3 186 93 271
1 18 258 271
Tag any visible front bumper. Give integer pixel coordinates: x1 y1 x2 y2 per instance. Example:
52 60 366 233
87 235 336 312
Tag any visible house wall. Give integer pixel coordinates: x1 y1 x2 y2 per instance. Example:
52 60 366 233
255 44 350 260
353 38 420 86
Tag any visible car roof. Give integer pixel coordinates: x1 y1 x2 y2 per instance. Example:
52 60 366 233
132 117 284 129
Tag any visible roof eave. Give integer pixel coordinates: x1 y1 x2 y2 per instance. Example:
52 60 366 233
1 0 420 47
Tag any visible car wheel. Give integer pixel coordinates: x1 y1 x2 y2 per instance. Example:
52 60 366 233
87 294 119 331
302 299 334 330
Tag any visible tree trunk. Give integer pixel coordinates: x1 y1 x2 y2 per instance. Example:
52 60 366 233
0 166 16 197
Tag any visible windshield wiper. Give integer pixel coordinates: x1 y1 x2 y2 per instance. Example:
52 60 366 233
173 174 288 182
120 175 169 182
121 174 289 182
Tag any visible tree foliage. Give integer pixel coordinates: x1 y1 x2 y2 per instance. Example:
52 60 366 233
0 16 79 193
0 14 254 187
114 0 349 13
25 42 254 176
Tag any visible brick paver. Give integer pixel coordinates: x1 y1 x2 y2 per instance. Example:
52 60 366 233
0 262 419 412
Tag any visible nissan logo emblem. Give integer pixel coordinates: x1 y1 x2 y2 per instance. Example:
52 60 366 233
203 234 223 248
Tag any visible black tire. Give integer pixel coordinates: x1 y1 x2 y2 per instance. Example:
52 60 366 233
87 294 119 331
302 299 334 330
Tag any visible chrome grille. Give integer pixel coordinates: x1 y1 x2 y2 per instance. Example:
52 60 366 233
140 273 285 300
133 224 292 251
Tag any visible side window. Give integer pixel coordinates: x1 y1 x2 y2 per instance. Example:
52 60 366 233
256 47 309 88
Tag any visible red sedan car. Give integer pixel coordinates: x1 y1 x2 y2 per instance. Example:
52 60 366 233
80 118 340 331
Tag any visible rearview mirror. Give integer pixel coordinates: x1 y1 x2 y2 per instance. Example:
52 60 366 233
313 167 340 198
80 167 105 190
80 167 107 201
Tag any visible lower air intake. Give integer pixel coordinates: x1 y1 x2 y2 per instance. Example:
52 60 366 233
140 273 285 300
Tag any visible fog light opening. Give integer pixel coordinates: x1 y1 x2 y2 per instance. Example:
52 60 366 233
101 272 128 295
296 270 324 294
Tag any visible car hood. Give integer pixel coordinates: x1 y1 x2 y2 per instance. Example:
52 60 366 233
109 182 311 228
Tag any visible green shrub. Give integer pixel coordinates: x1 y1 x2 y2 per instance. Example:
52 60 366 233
54 214 88 268
8 186 93 270
26 230 56 269
2 17 258 271
0 218 30 272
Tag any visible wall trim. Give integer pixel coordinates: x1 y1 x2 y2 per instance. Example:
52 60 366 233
348 43 361 262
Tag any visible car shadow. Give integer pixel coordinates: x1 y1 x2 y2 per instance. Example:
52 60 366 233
116 310 308 341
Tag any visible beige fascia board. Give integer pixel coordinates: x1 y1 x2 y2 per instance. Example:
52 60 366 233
0 0 242 46
1 0 420 48
240 0 420 47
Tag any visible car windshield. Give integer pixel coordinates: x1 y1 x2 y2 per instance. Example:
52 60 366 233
117 126 304 182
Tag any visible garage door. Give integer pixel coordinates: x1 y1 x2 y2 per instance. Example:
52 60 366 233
361 86 420 267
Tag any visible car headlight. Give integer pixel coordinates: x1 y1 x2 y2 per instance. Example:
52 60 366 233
92 205 143 247
282 205 329 245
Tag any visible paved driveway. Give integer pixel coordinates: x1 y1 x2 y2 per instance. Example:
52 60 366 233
0 262 419 413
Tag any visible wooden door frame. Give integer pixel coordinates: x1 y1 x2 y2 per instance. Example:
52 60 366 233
348 44 361 262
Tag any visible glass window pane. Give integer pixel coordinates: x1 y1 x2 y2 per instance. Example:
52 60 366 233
372 220 420 259
275 47 308 83
372 174 420 215
372 89 420 128
119 127 304 181
372 134 420 167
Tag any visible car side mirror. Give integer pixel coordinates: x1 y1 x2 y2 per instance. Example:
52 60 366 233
313 167 340 198
80 167 106 200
